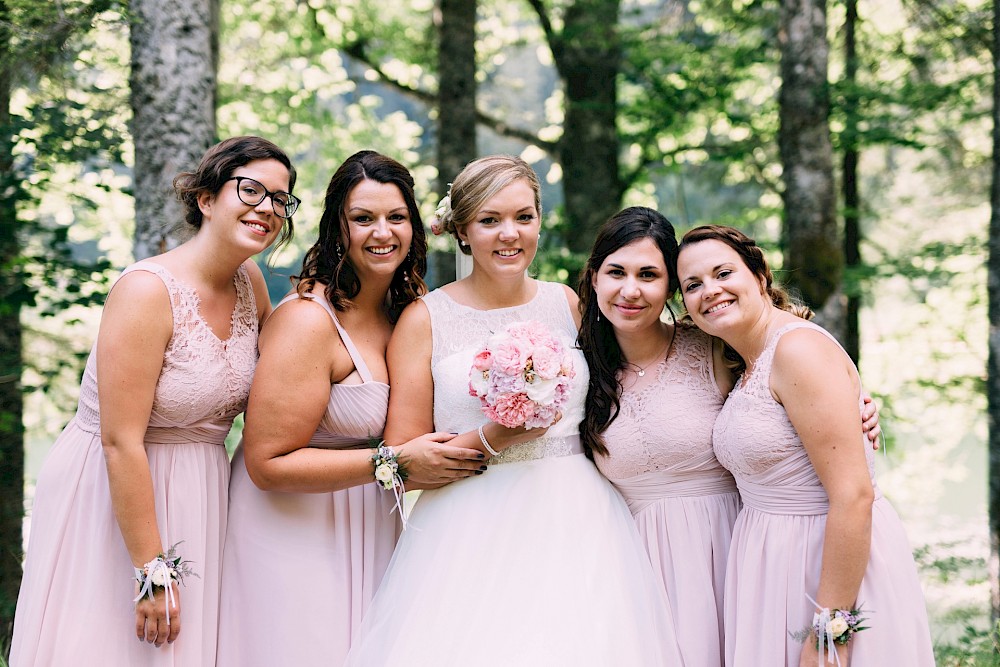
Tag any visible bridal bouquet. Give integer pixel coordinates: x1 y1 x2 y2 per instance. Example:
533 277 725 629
468 320 575 429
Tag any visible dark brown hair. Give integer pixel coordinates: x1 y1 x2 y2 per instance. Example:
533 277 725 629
172 136 297 250
294 150 427 322
577 207 680 459
678 224 812 374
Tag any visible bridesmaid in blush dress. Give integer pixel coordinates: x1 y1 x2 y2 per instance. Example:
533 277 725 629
11 136 297 666
577 208 881 667
216 151 484 667
677 225 933 666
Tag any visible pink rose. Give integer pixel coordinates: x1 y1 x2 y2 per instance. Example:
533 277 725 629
491 339 529 376
530 346 562 380
472 349 493 372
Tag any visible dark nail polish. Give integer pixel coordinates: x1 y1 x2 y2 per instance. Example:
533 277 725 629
477 453 486 460
480 465 488 471
475 469 484 475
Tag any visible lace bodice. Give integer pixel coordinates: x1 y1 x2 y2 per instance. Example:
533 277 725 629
424 281 588 464
712 321 875 482
595 324 730 481
74 261 259 438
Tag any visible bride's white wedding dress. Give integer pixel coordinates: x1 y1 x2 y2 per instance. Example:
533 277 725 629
345 281 683 666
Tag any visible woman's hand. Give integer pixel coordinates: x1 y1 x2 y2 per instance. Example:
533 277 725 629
397 432 487 488
861 395 881 448
798 637 848 667
134 581 181 647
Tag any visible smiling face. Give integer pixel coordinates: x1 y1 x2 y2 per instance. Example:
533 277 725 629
458 178 540 277
199 158 291 254
677 238 769 338
592 237 671 337
343 178 413 281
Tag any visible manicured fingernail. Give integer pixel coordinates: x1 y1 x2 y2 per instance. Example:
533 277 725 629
480 465 488 471
477 453 486 459
475 470 484 475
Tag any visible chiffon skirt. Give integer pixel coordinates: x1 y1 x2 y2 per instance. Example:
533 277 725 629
344 452 684 666
10 418 229 667
724 495 934 666
624 483 740 667
217 447 401 667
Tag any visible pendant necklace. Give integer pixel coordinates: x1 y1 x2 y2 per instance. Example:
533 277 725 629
630 327 676 377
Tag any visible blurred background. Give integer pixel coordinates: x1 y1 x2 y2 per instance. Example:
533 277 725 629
0 0 994 662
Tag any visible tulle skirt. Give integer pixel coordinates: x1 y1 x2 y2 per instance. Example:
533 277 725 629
345 452 684 666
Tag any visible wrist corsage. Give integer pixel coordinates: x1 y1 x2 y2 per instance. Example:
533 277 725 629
792 595 868 666
371 441 409 528
133 543 195 626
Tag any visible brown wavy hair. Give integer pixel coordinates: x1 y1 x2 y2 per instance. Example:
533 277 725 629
294 150 427 322
677 224 813 375
172 135 297 252
577 207 680 459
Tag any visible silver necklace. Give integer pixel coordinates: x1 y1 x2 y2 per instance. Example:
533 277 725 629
629 329 675 377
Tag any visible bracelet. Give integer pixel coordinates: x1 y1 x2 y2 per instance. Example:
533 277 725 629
478 424 501 457
371 442 409 529
133 543 195 627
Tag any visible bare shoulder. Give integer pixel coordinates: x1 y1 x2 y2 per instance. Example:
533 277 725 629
104 268 171 315
557 282 579 307
260 295 339 347
771 326 858 394
555 282 581 328
395 297 431 335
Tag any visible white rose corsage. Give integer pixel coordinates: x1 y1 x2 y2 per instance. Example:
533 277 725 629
371 440 409 528
133 542 196 626
791 594 868 666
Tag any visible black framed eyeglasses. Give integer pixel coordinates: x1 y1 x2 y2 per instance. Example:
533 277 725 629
227 176 300 219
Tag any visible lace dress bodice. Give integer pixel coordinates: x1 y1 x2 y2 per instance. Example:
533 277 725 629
424 281 588 464
712 321 876 485
596 324 729 480
74 261 259 442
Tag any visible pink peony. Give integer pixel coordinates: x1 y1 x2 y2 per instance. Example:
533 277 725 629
491 339 529 376
471 349 493 372
487 392 535 429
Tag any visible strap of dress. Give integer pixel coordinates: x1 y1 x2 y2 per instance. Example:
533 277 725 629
276 292 375 383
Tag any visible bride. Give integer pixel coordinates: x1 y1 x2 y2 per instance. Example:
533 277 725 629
345 155 683 666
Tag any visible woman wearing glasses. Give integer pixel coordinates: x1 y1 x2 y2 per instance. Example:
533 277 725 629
216 151 485 667
10 137 297 666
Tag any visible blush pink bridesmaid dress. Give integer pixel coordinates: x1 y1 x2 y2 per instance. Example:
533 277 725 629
713 321 934 666
11 261 258 666
216 292 401 667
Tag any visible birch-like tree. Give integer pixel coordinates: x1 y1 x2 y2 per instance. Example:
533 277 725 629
129 0 218 259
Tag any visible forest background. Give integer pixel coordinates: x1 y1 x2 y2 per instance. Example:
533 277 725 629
0 0 996 663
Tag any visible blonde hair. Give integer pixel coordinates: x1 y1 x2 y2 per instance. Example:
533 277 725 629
439 155 542 255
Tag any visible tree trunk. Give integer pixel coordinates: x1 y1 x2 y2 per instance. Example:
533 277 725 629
129 0 219 259
988 0 1000 625
435 0 477 285
555 0 622 259
842 0 860 363
0 0 24 652
779 0 843 333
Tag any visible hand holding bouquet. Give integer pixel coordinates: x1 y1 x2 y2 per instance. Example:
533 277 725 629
468 320 575 429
